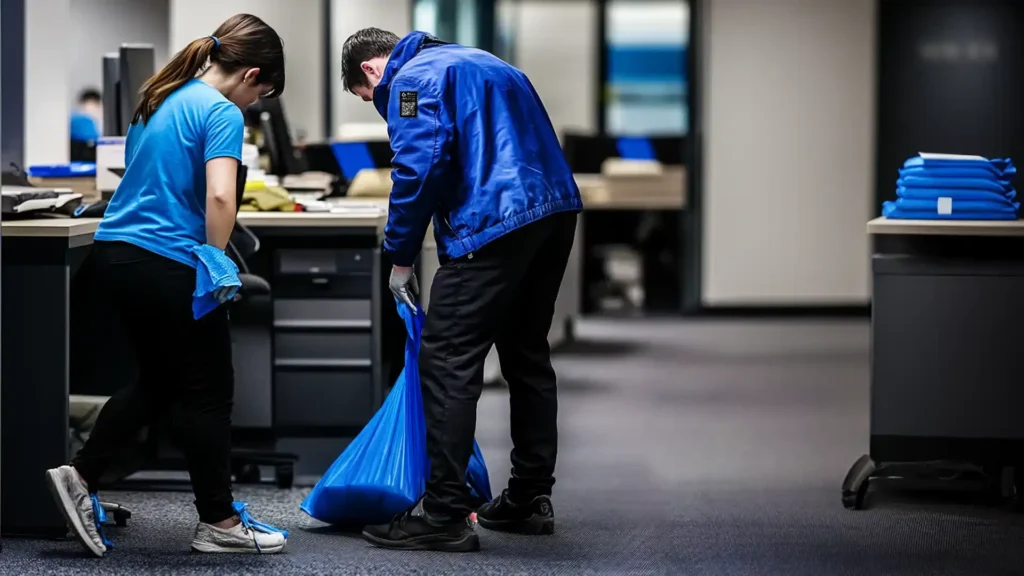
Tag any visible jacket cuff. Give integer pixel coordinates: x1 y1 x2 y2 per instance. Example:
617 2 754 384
384 245 418 268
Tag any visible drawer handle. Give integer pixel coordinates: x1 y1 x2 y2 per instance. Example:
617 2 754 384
274 319 372 330
275 358 372 369
311 277 329 285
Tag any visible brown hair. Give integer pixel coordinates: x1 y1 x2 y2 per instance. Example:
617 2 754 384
341 28 400 92
132 13 285 125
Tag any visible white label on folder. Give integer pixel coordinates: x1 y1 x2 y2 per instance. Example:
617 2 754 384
937 197 953 215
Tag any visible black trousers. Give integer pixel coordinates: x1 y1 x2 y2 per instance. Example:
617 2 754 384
72 241 236 524
420 211 577 522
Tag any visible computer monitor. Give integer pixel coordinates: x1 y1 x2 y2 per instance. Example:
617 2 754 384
101 54 120 136
117 44 155 136
255 97 303 176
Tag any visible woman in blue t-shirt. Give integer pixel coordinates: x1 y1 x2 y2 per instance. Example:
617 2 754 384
45 14 288 556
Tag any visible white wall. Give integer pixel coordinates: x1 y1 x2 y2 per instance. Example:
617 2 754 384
25 0 71 166
701 0 875 305
514 0 598 136
329 0 412 136
69 0 170 110
169 0 325 142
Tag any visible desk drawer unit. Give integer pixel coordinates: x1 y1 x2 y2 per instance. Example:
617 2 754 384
275 331 372 362
273 249 373 299
270 248 381 435
274 368 374 427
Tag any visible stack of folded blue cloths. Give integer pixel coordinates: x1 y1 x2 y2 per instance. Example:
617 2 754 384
882 153 1018 220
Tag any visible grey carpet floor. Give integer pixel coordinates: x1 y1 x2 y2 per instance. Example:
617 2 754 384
3 318 1023 575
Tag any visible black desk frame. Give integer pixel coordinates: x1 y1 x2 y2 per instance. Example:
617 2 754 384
843 232 1024 510
2 233 93 538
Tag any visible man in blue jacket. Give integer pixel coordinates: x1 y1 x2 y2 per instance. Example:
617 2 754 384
342 28 582 552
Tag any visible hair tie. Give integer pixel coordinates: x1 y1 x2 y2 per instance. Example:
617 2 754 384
209 36 220 49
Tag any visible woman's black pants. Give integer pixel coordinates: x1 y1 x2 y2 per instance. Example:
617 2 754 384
72 240 236 524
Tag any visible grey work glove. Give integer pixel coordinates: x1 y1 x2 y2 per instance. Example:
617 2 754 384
389 266 419 311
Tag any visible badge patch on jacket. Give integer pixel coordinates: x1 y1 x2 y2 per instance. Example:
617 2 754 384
399 91 418 118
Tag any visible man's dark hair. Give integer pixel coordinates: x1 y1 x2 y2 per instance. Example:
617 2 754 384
78 88 102 104
341 27 400 93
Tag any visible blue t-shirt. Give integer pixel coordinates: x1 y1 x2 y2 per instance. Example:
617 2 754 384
69 112 100 142
95 79 244 268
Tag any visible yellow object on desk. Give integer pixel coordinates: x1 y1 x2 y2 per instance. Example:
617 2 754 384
240 183 296 212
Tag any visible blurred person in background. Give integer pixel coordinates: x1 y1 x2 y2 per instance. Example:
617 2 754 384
70 88 103 142
341 27 582 553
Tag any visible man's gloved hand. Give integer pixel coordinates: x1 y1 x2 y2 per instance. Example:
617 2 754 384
390 265 419 310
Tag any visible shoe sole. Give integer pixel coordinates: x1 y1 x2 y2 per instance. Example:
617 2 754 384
44 469 105 558
477 514 555 536
361 530 481 552
190 541 287 554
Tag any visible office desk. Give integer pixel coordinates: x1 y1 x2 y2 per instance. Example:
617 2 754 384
1 218 99 538
842 217 1024 509
576 175 685 313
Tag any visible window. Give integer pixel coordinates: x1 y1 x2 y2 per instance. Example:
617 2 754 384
605 0 689 135
412 0 491 50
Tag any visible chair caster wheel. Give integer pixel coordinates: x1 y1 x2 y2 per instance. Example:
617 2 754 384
113 508 131 527
842 486 867 510
275 464 294 489
101 503 132 527
841 454 875 510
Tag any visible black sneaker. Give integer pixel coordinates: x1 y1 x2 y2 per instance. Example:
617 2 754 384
362 510 480 552
476 490 555 535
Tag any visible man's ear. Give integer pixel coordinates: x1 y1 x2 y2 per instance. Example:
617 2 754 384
360 61 377 80
244 68 262 84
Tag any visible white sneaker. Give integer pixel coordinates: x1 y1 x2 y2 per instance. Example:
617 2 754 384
190 503 288 554
44 466 108 557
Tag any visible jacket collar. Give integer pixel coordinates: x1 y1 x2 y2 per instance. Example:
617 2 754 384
373 31 441 120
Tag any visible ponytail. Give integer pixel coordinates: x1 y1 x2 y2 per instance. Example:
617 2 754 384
132 36 218 125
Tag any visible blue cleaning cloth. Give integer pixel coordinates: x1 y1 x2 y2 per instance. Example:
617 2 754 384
897 176 1011 193
896 186 1017 204
192 245 241 320
899 165 1017 180
892 197 1019 213
903 154 1014 176
882 201 1018 221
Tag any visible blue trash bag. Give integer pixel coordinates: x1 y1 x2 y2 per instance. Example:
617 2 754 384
301 300 492 527
468 440 493 504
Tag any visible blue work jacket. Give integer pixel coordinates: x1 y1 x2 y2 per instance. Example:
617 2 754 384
373 31 583 266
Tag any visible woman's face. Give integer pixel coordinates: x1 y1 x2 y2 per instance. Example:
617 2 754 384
229 68 274 108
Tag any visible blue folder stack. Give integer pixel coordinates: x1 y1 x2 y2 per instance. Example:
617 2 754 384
882 153 1019 221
